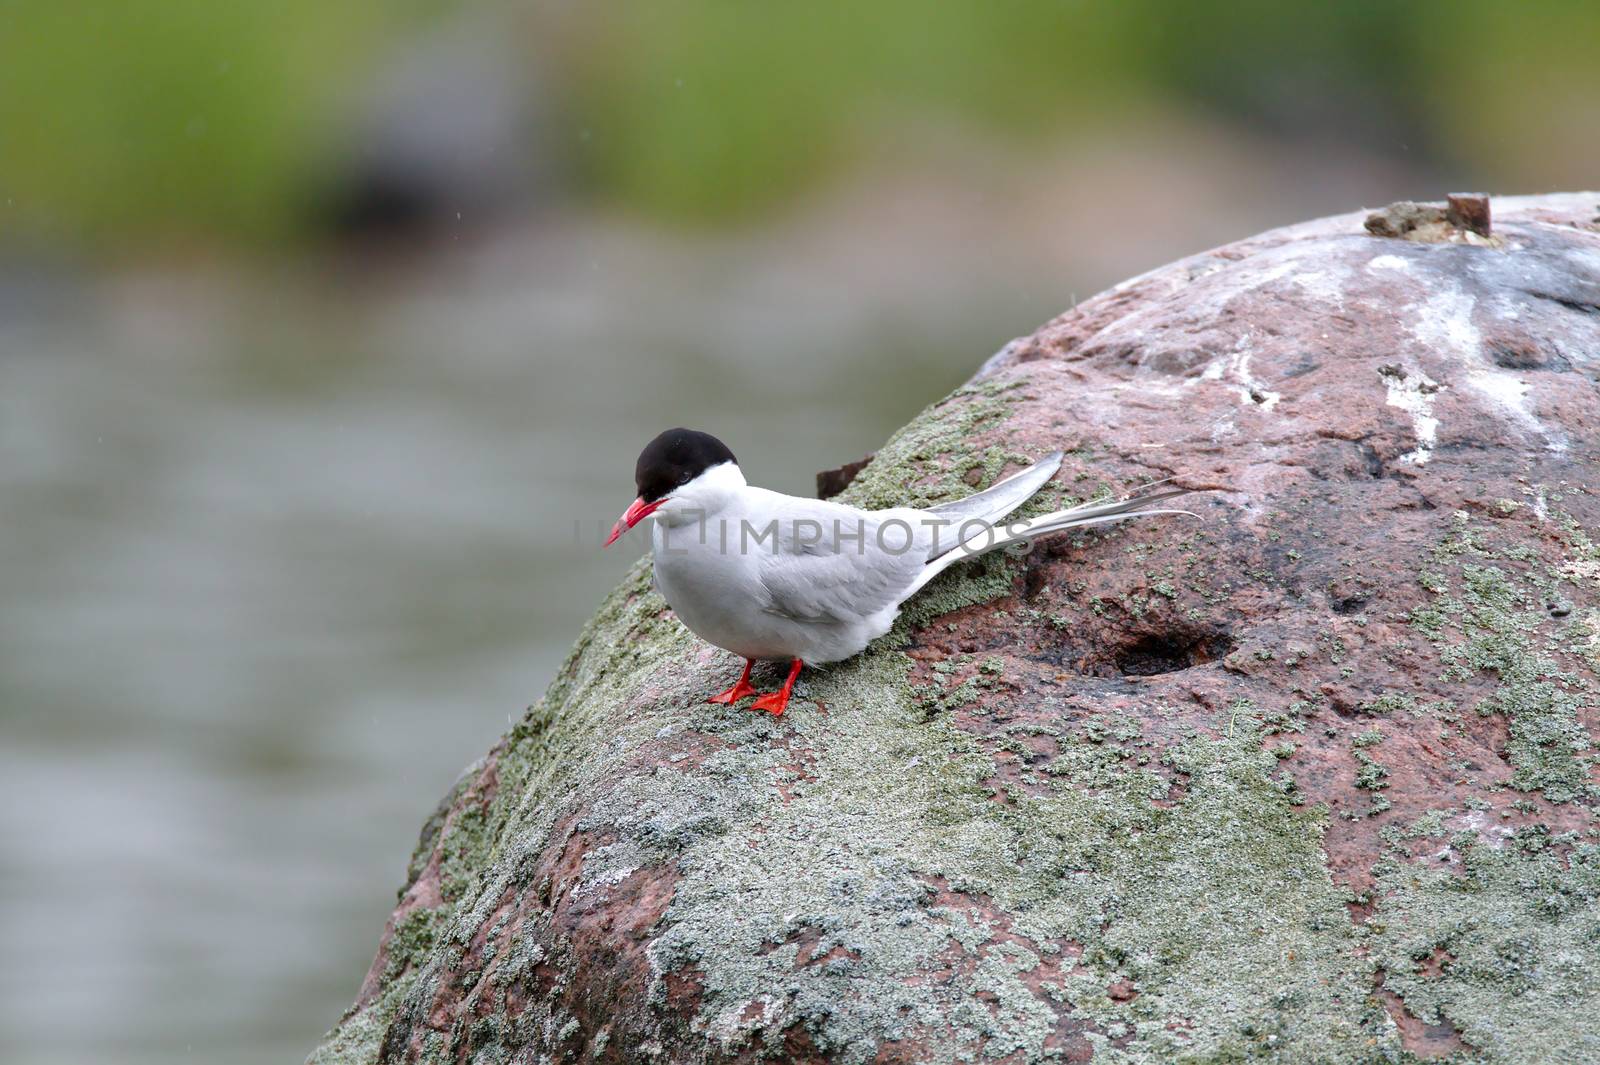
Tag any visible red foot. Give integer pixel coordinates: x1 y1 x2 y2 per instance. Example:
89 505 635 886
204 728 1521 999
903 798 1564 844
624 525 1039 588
707 660 757 704
750 659 803 717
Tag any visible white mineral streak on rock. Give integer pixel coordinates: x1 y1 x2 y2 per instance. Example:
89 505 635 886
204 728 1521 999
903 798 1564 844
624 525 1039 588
1412 283 1568 454
1199 342 1281 412
1367 254 1410 272
1382 367 1441 466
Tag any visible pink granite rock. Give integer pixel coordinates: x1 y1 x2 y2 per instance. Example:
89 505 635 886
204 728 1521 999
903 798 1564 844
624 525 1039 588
312 193 1600 1065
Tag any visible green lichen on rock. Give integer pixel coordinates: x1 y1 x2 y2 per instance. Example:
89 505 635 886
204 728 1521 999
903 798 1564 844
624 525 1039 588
381 909 446 985
1410 512 1597 803
576 650 1388 1063
1577 610 1600 669
310 1000 405 1065
1367 835 1600 1063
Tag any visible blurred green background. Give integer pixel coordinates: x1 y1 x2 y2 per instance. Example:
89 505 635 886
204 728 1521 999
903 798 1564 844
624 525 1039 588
5 0 1598 247
2 3 1596 1063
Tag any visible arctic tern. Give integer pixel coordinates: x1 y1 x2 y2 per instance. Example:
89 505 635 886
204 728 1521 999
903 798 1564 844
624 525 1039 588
604 428 1191 716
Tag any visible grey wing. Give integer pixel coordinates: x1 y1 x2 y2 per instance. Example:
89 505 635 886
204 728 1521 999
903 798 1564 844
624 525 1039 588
756 509 929 624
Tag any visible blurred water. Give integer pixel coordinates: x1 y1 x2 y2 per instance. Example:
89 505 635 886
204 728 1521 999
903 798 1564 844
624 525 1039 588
0 143 1418 1063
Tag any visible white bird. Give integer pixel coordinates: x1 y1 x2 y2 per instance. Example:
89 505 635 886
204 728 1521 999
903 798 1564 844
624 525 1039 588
604 429 1192 716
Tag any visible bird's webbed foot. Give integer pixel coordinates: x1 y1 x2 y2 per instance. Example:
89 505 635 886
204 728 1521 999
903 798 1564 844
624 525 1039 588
707 659 757 704
749 658 803 717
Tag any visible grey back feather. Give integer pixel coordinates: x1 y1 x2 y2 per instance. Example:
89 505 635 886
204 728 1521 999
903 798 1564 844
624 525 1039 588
755 505 929 625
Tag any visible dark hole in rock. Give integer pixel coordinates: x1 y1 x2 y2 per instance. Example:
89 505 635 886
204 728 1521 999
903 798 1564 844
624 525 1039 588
1332 593 1370 615
1357 442 1384 479
1022 560 1050 601
1115 630 1234 677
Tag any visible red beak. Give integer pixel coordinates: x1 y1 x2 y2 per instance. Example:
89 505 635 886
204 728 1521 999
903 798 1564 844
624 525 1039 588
603 496 665 548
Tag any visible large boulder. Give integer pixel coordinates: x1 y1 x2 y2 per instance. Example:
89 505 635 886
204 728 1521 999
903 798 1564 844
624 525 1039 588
310 193 1600 1064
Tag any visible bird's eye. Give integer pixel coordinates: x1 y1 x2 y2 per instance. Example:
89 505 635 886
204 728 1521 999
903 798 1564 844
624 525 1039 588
678 472 692 485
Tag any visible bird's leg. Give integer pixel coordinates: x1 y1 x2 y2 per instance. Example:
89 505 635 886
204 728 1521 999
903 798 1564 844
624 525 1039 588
750 658 804 717
707 659 757 704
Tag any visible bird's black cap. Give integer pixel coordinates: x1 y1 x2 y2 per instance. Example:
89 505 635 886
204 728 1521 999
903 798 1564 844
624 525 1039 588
635 429 738 502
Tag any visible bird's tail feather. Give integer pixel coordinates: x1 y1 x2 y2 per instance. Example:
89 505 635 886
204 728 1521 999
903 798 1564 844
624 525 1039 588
904 486 1196 600
921 451 1064 546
